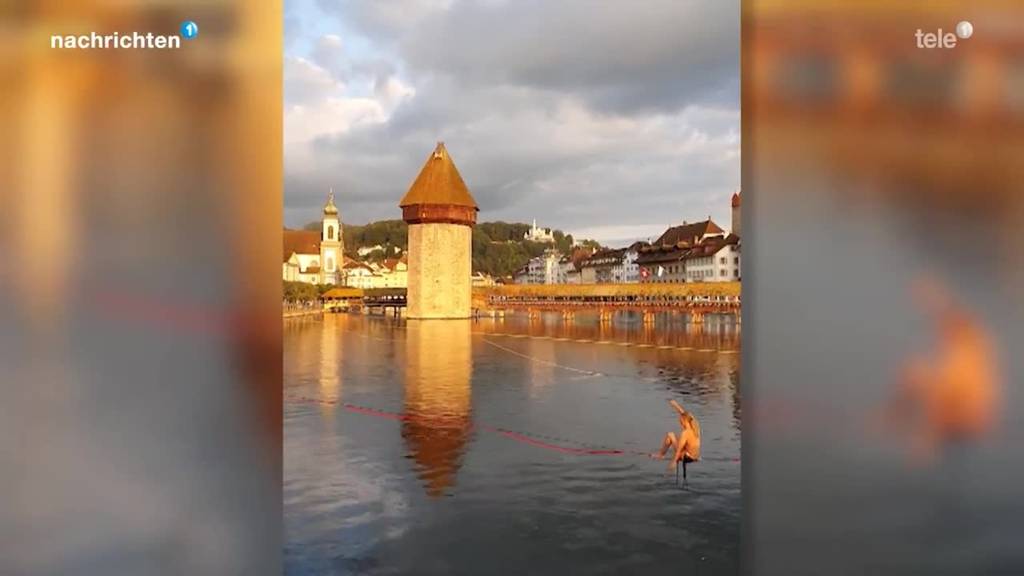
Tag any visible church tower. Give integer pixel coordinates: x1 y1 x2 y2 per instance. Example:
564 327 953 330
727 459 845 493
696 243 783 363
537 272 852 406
320 189 343 285
400 142 479 319
731 191 742 237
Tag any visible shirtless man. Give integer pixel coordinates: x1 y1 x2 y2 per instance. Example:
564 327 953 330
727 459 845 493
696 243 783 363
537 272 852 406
887 276 999 459
651 399 701 471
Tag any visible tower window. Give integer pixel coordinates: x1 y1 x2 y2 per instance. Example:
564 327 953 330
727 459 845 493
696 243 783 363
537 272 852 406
327 226 334 240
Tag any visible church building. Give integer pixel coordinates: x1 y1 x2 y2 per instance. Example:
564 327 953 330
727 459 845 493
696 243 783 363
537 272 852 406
282 190 344 285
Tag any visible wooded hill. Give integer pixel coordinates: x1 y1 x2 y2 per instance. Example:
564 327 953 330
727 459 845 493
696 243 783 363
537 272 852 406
303 219 600 279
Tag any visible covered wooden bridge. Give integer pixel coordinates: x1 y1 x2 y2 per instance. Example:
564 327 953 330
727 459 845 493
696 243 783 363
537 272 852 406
473 282 740 323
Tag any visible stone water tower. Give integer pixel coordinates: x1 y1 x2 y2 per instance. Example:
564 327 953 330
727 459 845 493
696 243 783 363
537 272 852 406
400 142 479 319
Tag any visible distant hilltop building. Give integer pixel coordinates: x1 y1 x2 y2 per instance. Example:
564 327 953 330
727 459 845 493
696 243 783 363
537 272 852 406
282 190 344 285
524 219 555 243
400 142 479 319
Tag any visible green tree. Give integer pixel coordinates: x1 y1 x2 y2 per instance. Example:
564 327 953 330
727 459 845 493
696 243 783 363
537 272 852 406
297 218 602 279
283 280 319 302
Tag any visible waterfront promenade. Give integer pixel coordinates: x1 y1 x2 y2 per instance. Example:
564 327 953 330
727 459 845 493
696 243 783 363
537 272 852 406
283 304 323 320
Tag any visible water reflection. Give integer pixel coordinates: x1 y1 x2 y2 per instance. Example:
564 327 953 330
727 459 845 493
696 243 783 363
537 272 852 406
478 311 740 352
526 338 558 395
285 312 741 575
320 315 341 402
728 367 742 431
402 320 473 497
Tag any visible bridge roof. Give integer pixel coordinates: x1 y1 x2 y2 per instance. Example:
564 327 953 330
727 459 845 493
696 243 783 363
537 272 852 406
364 287 408 297
323 287 364 299
474 282 740 299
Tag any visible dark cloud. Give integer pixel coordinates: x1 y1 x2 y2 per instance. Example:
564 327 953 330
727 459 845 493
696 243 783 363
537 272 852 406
318 0 738 113
287 0 739 244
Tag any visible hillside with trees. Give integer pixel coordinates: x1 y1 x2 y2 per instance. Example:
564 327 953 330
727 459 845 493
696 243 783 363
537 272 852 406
302 219 598 279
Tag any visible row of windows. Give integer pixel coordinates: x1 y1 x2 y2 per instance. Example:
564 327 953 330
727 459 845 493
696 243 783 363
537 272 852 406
297 258 335 270
644 277 737 284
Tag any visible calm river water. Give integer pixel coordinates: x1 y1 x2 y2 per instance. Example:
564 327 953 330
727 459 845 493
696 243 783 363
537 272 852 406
284 312 741 575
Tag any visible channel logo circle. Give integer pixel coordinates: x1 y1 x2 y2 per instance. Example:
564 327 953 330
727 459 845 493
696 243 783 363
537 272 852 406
180 20 199 40
956 20 973 40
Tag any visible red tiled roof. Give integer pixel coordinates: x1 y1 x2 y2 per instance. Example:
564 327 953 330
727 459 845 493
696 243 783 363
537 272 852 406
653 219 724 247
343 260 373 271
636 233 737 265
580 247 626 268
636 248 687 265
283 229 320 262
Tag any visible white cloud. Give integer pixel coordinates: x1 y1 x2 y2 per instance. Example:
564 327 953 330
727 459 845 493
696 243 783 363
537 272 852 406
284 56 343 105
283 50 415 165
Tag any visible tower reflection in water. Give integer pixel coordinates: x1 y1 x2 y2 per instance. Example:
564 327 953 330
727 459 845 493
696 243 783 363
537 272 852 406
401 320 473 497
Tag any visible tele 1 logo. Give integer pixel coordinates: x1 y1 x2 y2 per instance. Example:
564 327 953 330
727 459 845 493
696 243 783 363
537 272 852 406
916 21 972 49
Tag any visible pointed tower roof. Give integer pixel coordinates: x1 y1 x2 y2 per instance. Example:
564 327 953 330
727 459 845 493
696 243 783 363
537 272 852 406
731 191 741 208
399 142 478 209
324 188 339 216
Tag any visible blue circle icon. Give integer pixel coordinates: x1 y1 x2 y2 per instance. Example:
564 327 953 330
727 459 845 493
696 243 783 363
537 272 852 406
180 20 198 40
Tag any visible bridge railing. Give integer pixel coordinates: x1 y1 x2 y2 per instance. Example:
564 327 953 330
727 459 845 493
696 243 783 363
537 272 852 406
482 295 740 306
484 299 739 308
475 281 738 300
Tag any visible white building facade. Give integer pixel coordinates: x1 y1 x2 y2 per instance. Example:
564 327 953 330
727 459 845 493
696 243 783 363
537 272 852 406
684 238 740 283
516 250 562 284
610 244 644 283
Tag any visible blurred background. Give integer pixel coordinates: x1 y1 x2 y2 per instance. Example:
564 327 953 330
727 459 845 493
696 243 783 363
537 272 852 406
745 0 1024 574
5 0 1024 574
0 1 282 574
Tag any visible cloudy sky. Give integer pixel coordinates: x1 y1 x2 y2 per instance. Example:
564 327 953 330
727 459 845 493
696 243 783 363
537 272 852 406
284 0 739 246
